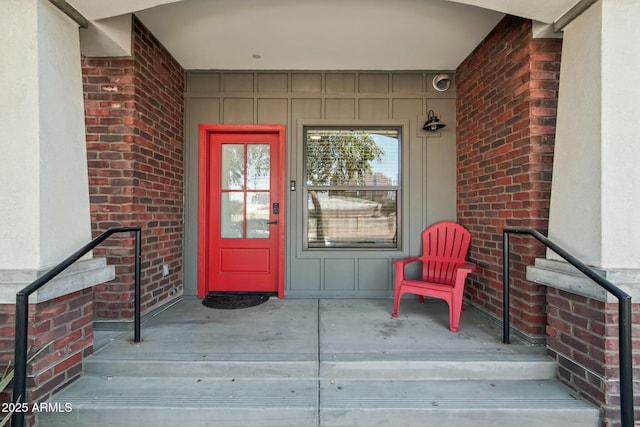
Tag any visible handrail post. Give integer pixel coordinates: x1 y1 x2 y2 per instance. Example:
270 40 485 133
11 294 28 427
619 296 634 427
502 231 511 344
134 228 142 343
502 227 634 427
10 226 142 427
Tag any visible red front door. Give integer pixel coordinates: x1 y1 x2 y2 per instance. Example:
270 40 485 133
198 125 285 298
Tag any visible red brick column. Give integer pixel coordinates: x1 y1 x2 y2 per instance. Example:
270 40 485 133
83 56 137 319
457 15 638 427
82 17 185 320
456 16 562 338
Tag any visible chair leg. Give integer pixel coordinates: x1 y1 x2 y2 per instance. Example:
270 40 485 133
392 286 402 318
449 294 464 332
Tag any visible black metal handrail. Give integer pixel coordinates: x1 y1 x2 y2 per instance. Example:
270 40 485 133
11 227 142 427
503 227 633 427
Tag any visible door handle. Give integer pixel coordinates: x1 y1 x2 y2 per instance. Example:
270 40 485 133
266 220 278 225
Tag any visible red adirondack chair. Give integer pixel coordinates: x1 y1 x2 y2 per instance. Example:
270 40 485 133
392 221 476 332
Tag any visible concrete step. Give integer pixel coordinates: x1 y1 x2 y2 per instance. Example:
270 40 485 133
39 299 599 426
320 379 600 427
40 376 600 427
84 351 557 380
40 376 318 427
83 356 319 379
319 353 558 380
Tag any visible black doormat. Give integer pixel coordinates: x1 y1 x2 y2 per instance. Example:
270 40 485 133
202 292 273 310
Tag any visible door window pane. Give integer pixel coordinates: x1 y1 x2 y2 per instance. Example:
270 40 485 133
247 144 270 190
246 192 270 239
220 143 273 239
221 192 244 238
221 144 245 190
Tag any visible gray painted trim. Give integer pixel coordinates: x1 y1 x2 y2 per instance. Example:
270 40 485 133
285 291 393 299
464 300 547 346
295 119 409 256
0 257 114 304
94 296 184 331
527 258 640 303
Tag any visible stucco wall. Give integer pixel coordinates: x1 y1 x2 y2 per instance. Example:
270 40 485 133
548 2 603 266
544 2 640 425
549 0 640 269
0 0 91 269
185 71 457 297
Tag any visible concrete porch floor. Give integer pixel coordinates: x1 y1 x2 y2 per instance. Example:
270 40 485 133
42 298 600 427
93 297 543 369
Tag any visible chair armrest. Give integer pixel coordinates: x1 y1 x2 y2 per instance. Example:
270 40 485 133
392 257 420 267
452 262 477 288
458 262 477 273
393 257 419 284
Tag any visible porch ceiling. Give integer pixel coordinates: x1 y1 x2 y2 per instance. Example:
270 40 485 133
67 0 581 70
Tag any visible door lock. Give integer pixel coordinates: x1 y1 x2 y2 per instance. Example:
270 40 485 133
272 203 279 214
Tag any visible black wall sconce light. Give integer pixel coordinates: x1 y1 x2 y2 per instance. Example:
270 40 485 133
422 110 446 132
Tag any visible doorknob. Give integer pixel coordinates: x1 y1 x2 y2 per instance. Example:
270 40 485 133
266 220 278 225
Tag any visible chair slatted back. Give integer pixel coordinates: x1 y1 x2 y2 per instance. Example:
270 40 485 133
420 221 471 285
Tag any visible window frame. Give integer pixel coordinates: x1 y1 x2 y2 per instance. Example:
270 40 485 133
302 125 402 250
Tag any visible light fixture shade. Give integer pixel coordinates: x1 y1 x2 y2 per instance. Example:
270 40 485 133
422 110 446 132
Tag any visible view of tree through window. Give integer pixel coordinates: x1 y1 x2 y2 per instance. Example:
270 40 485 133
304 128 400 248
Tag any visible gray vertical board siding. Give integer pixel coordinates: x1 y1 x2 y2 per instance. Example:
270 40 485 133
184 71 456 297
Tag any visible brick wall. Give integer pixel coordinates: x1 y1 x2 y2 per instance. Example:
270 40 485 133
456 16 562 338
0 290 93 425
547 288 640 427
82 17 184 320
547 289 607 405
28 290 94 401
83 55 137 319
0 304 17 368
0 303 21 409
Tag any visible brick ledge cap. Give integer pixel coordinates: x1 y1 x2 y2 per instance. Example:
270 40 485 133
527 258 640 302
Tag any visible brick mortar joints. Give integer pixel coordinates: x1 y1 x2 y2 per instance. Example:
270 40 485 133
551 348 608 384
